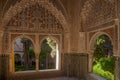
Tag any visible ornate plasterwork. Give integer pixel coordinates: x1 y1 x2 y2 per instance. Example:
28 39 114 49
6 3 63 34
2 0 68 32
81 0 116 31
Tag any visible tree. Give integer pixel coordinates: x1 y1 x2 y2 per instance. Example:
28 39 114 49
29 48 35 59
39 38 57 69
94 35 113 62
40 39 52 69
46 38 56 58
21 38 31 70
93 35 115 80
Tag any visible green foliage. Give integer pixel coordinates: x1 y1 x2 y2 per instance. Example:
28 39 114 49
94 36 105 62
39 38 56 59
39 38 57 70
39 48 46 61
94 35 113 62
93 62 114 80
15 66 25 71
15 66 35 71
46 38 56 58
29 48 35 59
99 57 115 74
93 35 115 80
14 54 20 61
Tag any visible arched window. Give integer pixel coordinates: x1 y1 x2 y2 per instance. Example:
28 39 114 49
39 37 59 70
14 38 35 72
93 35 115 80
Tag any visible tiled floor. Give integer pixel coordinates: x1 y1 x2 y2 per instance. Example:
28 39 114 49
37 77 79 80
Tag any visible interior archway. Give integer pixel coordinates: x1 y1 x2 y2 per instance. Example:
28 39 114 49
39 37 59 70
13 37 35 72
92 34 115 80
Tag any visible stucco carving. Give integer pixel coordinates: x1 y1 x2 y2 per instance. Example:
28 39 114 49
2 0 68 32
6 3 63 34
81 0 116 31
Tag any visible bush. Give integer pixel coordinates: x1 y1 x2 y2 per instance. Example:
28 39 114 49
93 58 115 80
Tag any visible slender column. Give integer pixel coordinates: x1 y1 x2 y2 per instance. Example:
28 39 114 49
88 50 94 73
8 33 13 73
35 54 39 71
9 53 13 73
35 34 40 72
89 54 93 72
9 48 15 73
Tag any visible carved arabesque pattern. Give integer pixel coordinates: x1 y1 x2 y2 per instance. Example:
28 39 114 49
6 3 63 34
2 0 68 32
81 0 116 31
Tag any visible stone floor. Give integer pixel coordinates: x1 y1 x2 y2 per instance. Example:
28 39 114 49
37 77 79 80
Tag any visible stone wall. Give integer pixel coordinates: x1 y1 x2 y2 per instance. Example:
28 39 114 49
63 53 88 79
0 54 9 80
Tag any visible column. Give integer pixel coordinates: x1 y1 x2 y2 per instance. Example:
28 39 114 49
35 53 39 72
88 50 94 73
9 47 15 73
35 34 40 72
